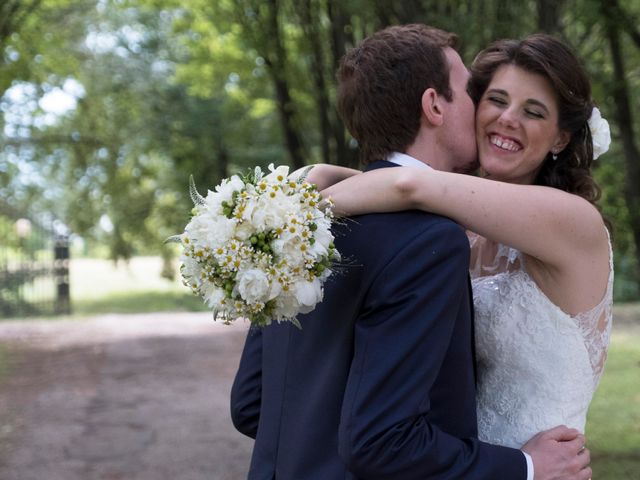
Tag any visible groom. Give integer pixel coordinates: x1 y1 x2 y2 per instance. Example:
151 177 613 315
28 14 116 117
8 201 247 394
231 24 590 479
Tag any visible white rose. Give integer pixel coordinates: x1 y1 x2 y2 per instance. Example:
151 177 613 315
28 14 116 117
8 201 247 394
234 221 253 241
180 255 202 285
292 279 323 313
274 292 300 319
588 107 611 160
252 192 289 231
312 223 333 256
239 196 259 222
214 175 245 204
202 284 226 309
201 190 221 213
279 236 305 266
236 269 271 305
197 215 236 247
267 280 282 300
271 238 286 257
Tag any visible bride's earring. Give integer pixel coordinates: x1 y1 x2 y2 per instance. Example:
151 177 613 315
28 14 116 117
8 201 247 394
551 149 559 161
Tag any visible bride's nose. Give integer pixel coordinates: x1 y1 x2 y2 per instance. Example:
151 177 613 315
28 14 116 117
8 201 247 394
497 107 519 129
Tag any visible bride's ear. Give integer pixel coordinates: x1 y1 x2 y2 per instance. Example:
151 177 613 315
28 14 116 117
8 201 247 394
421 88 444 127
552 130 571 154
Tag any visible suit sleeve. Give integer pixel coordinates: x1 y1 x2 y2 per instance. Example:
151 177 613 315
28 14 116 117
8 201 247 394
338 221 527 479
230 327 263 439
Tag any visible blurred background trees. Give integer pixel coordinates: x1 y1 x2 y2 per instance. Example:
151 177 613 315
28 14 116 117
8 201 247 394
2 0 639 300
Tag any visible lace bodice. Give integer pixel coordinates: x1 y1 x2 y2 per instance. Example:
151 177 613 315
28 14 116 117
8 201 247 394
469 233 613 448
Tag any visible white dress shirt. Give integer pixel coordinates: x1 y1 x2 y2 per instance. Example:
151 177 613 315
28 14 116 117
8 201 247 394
386 151 431 169
386 151 534 480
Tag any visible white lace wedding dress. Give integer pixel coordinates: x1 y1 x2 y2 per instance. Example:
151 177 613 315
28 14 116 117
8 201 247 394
469 233 613 448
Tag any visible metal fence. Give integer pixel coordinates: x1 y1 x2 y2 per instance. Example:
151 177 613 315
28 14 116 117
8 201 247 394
0 203 70 318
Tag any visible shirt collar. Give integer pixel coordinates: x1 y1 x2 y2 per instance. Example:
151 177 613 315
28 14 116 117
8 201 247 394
386 152 431 169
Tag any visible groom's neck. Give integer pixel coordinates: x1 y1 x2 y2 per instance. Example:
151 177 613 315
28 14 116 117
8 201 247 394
405 143 453 173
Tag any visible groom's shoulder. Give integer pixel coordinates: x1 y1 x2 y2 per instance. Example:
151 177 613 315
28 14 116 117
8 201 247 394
343 209 463 234
335 210 467 252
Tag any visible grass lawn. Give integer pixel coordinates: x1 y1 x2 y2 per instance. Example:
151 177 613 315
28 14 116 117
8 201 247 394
587 324 640 479
0 345 10 383
69 256 207 315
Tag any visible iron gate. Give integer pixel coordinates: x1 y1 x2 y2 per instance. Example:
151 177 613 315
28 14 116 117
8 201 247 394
0 203 70 318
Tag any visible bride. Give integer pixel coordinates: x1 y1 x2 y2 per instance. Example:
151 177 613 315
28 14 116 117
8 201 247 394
312 34 613 450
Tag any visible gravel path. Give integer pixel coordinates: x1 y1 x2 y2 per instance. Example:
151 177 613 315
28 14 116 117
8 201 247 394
0 312 254 480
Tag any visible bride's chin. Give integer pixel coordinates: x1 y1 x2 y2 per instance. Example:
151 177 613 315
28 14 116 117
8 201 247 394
478 162 508 181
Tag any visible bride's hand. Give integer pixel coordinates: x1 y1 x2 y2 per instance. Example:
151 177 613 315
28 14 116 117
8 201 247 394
290 164 361 192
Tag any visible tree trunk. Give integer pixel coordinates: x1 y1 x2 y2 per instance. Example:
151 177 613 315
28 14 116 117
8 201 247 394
536 0 564 34
602 5 640 268
494 0 516 38
298 0 332 165
327 0 357 167
0 0 42 97
0 0 41 47
373 1 393 28
263 0 306 170
610 0 640 50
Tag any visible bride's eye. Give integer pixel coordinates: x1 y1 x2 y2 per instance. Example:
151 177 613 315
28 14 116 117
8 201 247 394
525 109 544 119
487 96 507 106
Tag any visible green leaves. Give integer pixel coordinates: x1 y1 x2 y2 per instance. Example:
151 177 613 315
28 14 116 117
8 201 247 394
1 0 639 295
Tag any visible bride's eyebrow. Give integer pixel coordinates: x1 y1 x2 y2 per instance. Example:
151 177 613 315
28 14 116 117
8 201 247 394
485 88 508 97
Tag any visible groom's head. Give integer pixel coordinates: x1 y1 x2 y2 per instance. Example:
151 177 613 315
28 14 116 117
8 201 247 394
337 24 478 172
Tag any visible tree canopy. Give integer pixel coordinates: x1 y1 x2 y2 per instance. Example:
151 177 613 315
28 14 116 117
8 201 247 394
1 0 639 299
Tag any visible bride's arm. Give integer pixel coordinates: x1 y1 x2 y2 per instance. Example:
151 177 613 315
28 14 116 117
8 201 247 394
291 164 362 191
322 167 607 268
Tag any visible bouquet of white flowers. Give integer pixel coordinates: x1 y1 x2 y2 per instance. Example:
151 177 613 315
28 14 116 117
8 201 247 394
171 164 339 328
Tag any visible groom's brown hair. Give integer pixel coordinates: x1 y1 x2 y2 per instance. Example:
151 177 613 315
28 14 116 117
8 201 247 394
337 24 458 165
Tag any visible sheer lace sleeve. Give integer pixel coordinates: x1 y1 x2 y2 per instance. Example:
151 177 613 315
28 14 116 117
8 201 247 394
467 231 521 279
468 229 614 387
574 229 614 385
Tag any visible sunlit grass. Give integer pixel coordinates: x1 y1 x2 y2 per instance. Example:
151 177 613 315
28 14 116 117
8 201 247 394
587 324 640 479
67 256 207 314
70 256 183 299
72 290 207 315
0 345 10 382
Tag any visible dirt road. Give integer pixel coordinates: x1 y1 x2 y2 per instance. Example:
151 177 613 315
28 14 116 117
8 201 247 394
0 312 254 480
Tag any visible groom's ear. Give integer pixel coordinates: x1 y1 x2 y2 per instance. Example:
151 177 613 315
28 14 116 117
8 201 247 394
421 88 444 127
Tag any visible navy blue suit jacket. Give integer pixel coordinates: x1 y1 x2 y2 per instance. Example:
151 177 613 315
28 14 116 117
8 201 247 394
230 161 527 479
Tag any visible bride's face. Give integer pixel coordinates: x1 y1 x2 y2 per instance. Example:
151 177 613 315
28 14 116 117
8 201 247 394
475 65 569 184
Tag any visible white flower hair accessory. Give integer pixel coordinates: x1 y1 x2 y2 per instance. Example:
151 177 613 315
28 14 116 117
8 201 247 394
588 107 611 160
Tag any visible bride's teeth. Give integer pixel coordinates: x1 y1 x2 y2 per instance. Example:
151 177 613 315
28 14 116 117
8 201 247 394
491 135 519 152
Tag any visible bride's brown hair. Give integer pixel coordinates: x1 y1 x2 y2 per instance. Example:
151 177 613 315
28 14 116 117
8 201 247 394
468 34 610 228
